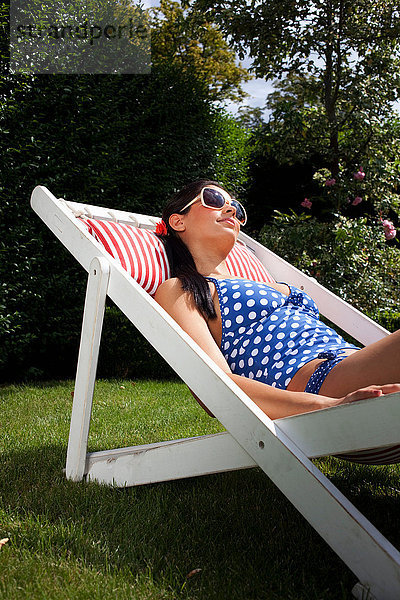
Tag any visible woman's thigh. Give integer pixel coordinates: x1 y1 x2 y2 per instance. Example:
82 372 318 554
319 329 400 397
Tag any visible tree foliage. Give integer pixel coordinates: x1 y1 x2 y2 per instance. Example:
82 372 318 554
9 0 151 74
194 0 400 178
150 0 251 102
247 92 400 219
0 0 255 381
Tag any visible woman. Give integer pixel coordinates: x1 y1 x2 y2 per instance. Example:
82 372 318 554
155 179 400 419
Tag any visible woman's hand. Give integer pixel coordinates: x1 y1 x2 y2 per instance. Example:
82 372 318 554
339 383 400 405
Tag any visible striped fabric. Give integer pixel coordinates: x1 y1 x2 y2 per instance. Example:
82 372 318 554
335 444 400 465
226 242 274 283
80 217 400 466
81 218 170 296
80 218 274 295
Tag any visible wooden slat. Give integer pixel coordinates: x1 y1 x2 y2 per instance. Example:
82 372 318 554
62 199 158 229
85 433 255 486
66 257 110 481
275 392 400 458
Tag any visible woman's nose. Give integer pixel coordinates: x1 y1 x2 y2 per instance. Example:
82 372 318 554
223 201 236 217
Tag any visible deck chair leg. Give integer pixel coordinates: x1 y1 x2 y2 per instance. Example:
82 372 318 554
66 257 110 482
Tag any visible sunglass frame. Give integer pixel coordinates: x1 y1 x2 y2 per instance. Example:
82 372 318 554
180 187 247 225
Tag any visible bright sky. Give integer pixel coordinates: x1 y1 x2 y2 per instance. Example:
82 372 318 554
223 55 275 119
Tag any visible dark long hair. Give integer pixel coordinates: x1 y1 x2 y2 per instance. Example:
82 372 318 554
158 179 231 320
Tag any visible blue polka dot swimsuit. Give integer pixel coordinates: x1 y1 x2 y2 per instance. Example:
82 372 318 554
207 277 359 390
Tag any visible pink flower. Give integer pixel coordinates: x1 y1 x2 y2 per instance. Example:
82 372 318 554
301 198 312 209
155 219 168 236
352 196 362 206
382 219 397 240
385 229 397 240
325 178 336 186
354 167 365 181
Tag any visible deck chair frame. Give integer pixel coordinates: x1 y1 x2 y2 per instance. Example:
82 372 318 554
31 185 400 599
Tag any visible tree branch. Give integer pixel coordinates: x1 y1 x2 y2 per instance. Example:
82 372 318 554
332 0 345 106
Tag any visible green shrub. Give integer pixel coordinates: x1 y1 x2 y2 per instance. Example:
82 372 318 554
0 66 251 382
260 213 400 332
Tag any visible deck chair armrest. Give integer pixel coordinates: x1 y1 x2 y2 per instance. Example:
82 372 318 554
274 392 400 458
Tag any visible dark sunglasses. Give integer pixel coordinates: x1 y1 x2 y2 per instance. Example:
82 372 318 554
180 187 247 226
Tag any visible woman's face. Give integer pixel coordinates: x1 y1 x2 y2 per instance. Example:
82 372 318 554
174 185 241 243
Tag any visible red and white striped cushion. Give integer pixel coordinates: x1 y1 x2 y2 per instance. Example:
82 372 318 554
335 445 400 465
81 218 170 295
80 218 274 295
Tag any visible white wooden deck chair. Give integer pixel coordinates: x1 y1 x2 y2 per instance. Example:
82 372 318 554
31 184 400 599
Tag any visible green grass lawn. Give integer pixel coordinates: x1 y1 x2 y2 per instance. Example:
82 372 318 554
1 380 400 599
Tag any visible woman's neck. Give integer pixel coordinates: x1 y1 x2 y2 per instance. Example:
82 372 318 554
178 227 236 277
195 253 231 278
188 243 232 278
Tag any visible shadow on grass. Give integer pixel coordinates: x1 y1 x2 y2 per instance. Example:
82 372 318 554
317 456 400 545
3 444 400 599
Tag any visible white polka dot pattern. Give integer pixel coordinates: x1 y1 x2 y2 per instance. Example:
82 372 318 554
208 278 359 390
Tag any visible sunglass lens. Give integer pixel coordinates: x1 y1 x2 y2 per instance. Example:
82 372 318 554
231 200 247 224
202 187 247 225
202 188 226 209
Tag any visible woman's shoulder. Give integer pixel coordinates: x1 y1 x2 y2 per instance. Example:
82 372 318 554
156 276 180 292
155 277 182 300
154 277 193 309
154 277 207 322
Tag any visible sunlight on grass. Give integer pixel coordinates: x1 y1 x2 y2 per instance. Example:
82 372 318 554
88 379 225 451
1 380 400 599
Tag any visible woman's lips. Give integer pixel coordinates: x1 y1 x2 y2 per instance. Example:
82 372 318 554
220 218 236 227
